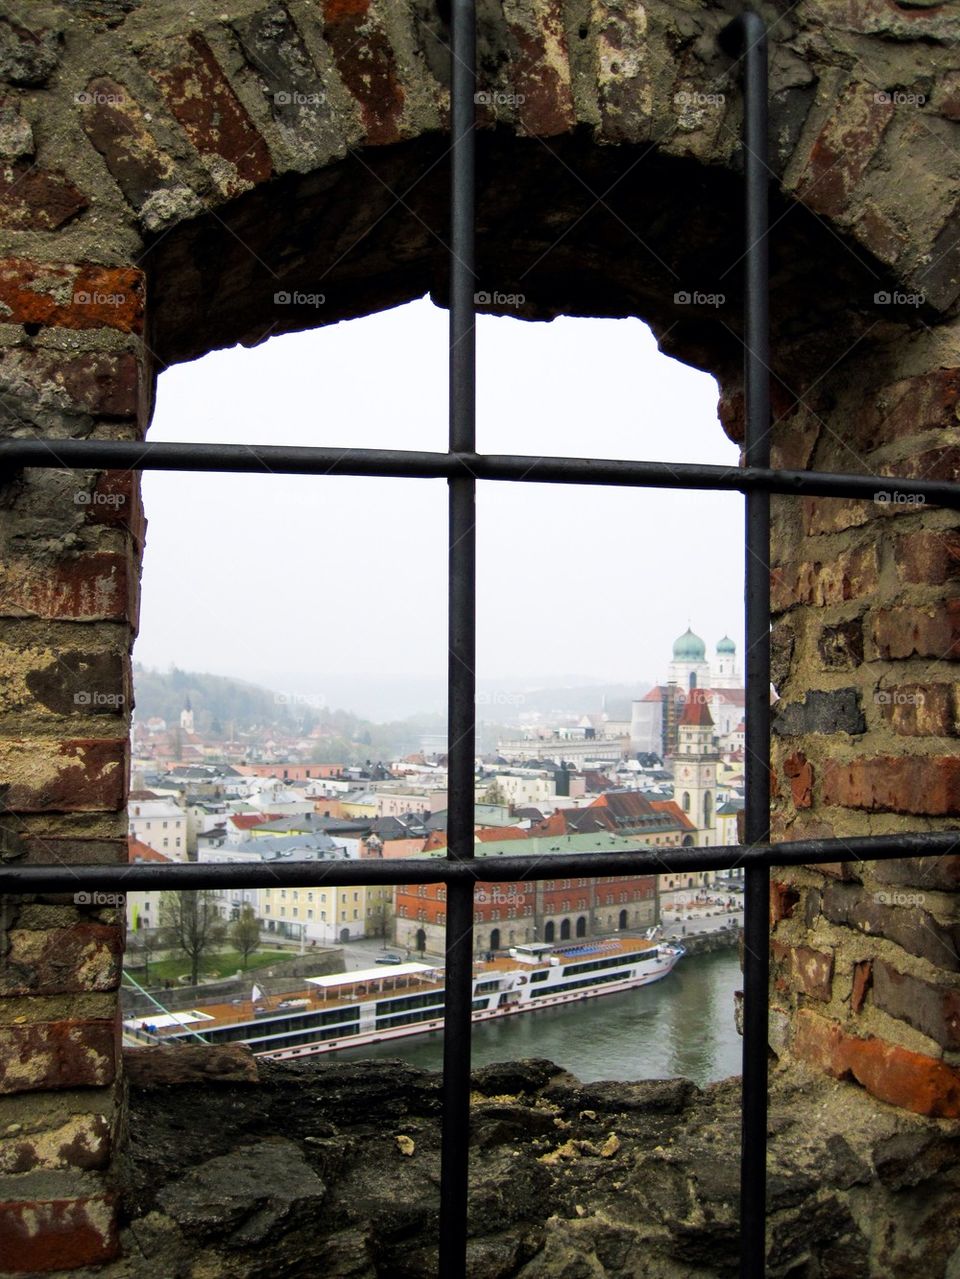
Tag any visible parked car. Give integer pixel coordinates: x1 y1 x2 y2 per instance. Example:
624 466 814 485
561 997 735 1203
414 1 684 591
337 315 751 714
376 953 403 965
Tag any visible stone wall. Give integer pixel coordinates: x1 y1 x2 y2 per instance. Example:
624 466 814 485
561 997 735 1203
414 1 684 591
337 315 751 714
0 0 959 1270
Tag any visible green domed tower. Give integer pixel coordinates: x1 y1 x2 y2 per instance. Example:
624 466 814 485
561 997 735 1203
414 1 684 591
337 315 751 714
668 627 709 689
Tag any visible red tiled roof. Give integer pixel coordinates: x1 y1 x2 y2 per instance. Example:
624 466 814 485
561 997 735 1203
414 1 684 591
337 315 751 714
678 696 714 727
649 800 697 832
127 836 173 864
228 812 282 831
476 826 529 842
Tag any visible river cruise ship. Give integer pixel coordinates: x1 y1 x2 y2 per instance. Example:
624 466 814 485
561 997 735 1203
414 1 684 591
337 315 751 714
125 936 684 1061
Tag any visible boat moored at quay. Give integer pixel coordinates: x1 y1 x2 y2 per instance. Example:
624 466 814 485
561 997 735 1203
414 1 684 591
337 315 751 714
125 936 685 1060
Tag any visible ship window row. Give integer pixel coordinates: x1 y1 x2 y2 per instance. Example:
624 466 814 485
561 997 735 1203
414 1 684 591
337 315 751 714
474 979 501 993
375 1005 443 1029
254 1020 361 1049
530 971 549 983
565 951 658 977
530 971 627 997
376 991 445 1014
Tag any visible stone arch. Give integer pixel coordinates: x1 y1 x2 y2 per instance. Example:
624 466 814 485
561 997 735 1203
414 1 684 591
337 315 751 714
4 5 960 1271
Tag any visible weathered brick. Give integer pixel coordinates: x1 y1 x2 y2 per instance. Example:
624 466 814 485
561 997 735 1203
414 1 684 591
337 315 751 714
773 688 865 736
872 960 960 1051
501 0 575 137
0 1020 117 1094
0 1113 111 1174
0 738 126 813
321 1 405 146
773 940 834 1001
871 600 960 661
821 881 960 971
79 76 175 207
0 17 60 87
793 1008 960 1117
823 754 960 816
817 619 864 671
794 81 893 218
17 836 126 868
0 98 33 161
877 684 958 736
0 1195 118 1270
0 924 122 996
78 470 145 543
895 529 960 585
124 1043 259 1087
869 369 960 449
0 551 138 623
148 33 272 195
873 856 960 892
770 881 800 927
771 545 879 613
0 348 142 419
801 496 873 536
851 959 872 1014
0 161 87 230
782 750 814 809
0 259 145 334
20 647 128 718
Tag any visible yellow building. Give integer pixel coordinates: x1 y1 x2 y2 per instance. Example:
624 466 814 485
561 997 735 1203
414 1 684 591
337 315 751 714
261 882 368 944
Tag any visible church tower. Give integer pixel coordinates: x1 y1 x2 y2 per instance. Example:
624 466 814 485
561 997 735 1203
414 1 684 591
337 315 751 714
180 696 195 736
674 692 719 847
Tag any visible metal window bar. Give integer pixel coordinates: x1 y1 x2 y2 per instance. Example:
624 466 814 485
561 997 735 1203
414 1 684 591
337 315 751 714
0 10 956 1279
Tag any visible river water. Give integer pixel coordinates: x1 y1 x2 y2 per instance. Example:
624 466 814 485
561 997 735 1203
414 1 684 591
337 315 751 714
337 948 743 1086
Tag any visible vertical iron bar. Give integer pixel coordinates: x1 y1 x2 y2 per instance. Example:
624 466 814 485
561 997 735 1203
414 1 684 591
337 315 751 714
722 13 771 1278
439 2 477 1277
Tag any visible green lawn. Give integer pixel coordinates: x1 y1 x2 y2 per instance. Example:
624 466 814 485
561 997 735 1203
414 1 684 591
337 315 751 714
124 948 291 987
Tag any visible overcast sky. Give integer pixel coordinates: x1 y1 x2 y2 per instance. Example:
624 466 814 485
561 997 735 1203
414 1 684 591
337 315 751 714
135 299 744 718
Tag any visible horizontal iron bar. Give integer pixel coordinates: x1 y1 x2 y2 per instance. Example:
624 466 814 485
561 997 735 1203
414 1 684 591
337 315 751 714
4 830 958 893
1 439 959 506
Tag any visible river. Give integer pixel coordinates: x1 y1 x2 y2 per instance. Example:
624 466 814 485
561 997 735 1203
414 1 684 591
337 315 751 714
337 947 742 1086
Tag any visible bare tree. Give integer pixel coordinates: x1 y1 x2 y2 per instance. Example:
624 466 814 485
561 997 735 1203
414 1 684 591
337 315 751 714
126 927 162 987
160 890 226 986
230 904 261 970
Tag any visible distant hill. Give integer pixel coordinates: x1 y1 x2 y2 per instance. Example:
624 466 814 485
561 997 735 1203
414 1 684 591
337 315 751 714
132 664 444 763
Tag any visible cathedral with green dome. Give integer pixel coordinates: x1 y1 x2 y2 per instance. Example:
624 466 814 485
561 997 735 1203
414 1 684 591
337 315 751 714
667 627 740 690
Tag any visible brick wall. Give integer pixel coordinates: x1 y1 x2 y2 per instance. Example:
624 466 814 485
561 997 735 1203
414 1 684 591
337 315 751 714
0 0 959 1269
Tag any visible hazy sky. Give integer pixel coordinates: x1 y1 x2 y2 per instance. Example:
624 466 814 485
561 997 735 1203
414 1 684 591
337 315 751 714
135 299 744 717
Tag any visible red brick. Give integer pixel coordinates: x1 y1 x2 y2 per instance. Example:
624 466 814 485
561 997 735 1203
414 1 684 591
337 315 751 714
0 162 87 230
783 750 814 810
873 856 960 892
877 369 960 445
0 738 127 813
877 684 957 737
502 0 575 137
0 1019 117 1094
871 599 960 661
895 529 960 585
0 347 142 417
0 1195 118 1271
79 76 175 207
793 1008 960 1117
822 754 960 816
771 544 879 613
851 959 872 1014
795 81 893 219
0 550 138 622
771 880 800 926
0 924 122 996
322 0 405 146
851 201 907 267
773 940 834 1002
0 259 145 334
82 470 145 543
148 34 272 195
